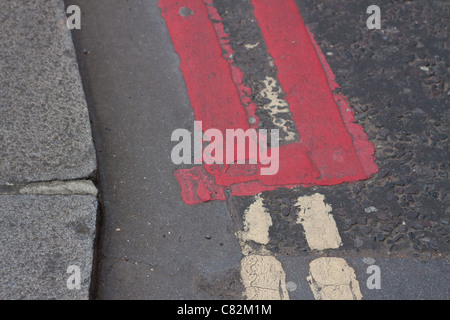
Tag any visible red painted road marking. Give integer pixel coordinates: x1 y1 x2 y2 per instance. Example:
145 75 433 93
158 0 250 134
159 0 378 205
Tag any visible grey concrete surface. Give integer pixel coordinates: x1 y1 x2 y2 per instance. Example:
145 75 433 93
0 195 97 300
0 0 96 184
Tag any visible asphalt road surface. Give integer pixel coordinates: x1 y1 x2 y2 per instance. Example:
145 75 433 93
68 0 449 300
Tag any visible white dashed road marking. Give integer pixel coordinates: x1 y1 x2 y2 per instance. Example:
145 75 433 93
236 193 364 300
236 194 289 300
307 257 363 300
241 255 289 300
295 193 343 251
237 194 272 251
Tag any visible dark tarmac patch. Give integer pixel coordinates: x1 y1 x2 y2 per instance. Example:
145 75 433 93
227 0 449 260
293 0 449 259
194 269 244 300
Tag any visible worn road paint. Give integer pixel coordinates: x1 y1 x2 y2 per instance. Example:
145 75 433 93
235 194 272 256
159 0 378 204
235 194 289 300
259 76 298 143
295 193 342 251
241 254 289 300
250 0 377 180
237 194 272 247
244 42 259 49
307 257 363 300
158 0 253 135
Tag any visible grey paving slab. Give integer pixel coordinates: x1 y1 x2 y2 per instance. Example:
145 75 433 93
0 195 97 300
0 0 96 184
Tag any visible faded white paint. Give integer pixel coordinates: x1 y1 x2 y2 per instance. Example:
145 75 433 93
307 257 363 300
241 254 289 300
295 193 342 251
237 194 272 247
244 42 259 49
259 76 297 142
236 194 289 300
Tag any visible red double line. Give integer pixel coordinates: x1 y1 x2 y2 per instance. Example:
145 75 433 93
159 0 378 204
